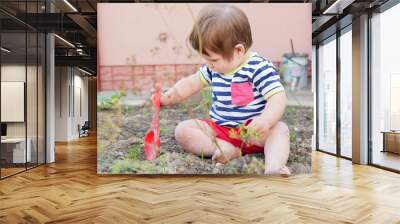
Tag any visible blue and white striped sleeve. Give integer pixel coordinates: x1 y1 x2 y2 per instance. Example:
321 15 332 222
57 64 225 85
252 63 285 100
197 65 212 86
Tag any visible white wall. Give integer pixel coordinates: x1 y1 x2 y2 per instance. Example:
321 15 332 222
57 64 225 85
55 67 89 141
1 65 37 138
98 3 312 65
1 64 46 164
55 67 69 141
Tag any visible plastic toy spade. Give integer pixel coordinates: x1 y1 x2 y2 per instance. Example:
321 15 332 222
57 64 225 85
144 88 161 161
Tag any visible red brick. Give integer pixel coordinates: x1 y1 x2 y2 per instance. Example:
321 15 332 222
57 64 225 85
175 72 191 82
155 65 174 74
133 74 155 91
175 64 188 74
155 65 176 88
192 64 200 73
175 64 199 81
99 66 113 81
123 81 135 90
100 66 111 76
133 66 144 75
113 74 132 81
113 80 134 91
100 73 113 81
143 65 155 75
100 81 113 91
111 66 132 76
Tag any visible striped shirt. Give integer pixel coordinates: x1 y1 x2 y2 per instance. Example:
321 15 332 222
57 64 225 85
198 52 285 127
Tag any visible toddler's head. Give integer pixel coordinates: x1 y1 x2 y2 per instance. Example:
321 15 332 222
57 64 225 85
189 4 253 74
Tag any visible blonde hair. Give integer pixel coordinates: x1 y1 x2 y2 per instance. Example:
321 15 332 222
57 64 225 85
189 4 253 61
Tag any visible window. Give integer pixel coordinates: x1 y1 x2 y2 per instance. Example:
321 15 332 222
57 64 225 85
317 36 337 154
370 3 400 171
339 28 352 158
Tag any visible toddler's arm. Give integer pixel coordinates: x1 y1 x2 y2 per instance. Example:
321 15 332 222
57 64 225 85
259 92 287 127
247 91 287 137
160 73 205 106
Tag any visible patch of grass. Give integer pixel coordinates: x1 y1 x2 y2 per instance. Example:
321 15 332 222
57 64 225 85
286 106 298 116
160 126 168 135
125 105 134 114
111 159 136 174
98 91 126 111
244 157 265 174
141 107 151 117
111 151 171 174
127 143 143 160
290 131 297 143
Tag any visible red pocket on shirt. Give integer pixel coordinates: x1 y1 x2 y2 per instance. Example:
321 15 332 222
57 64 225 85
231 82 254 106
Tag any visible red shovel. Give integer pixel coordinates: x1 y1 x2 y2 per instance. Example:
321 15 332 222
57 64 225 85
144 88 161 161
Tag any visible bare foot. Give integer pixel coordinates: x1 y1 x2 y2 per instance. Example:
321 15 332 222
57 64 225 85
212 146 241 165
264 166 291 177
279 166 291 177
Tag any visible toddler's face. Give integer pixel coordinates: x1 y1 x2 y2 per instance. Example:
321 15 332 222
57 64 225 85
201 45 246 74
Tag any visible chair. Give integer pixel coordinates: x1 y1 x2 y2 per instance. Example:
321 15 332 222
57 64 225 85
79 121 90 138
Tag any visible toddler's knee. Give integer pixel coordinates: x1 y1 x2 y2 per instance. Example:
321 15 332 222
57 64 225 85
174 121 190 144
274 122 289 135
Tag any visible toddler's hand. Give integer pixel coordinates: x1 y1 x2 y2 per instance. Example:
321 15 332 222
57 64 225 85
246 116 272 140
150 88 166 107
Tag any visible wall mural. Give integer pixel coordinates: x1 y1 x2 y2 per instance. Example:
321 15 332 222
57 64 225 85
97 3 313 176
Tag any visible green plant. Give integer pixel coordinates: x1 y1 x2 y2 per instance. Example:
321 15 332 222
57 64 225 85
111 159 164 174
111 159 137 174
98 91 126 110
102 115 122 144
125 105 134 114
245 157 265 174
127 143 143 160
193 87 212 114
160 126 168 135
286 106 298 116
229 124 262 147
289 131 297 143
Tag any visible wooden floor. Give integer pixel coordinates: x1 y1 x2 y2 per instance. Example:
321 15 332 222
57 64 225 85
1 135 400 223
1 167 26 178
372 150 400 171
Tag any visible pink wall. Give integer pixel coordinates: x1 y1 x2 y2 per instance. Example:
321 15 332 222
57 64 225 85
98 3 312 66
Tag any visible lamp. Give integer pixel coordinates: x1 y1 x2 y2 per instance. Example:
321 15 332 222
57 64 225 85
1 47 11 53
78 67 93 76
54 34 75 48
63 0 78 12
323 0 355 15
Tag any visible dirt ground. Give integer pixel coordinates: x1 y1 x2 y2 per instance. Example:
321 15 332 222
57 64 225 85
97 92 313 175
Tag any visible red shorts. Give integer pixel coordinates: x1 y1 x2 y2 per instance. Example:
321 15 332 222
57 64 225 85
199 119 264 155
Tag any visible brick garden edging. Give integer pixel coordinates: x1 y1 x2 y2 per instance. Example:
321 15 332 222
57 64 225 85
98 61 310 92
99 64 200 92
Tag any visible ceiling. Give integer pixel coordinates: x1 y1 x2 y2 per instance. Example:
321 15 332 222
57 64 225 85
0 0 391 75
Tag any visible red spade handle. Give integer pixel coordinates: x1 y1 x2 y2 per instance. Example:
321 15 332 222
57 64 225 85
144 88 161 161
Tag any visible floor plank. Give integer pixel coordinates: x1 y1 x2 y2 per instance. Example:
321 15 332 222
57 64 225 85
0 135 400 223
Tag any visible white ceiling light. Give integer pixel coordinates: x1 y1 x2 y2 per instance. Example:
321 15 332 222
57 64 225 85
63 0 78 12
1 47 11 53
323 0 355 15
54 34 75 48
78 67 93 76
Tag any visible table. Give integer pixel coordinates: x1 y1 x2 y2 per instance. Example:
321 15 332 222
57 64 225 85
1 138 32 163
381 131 400 154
